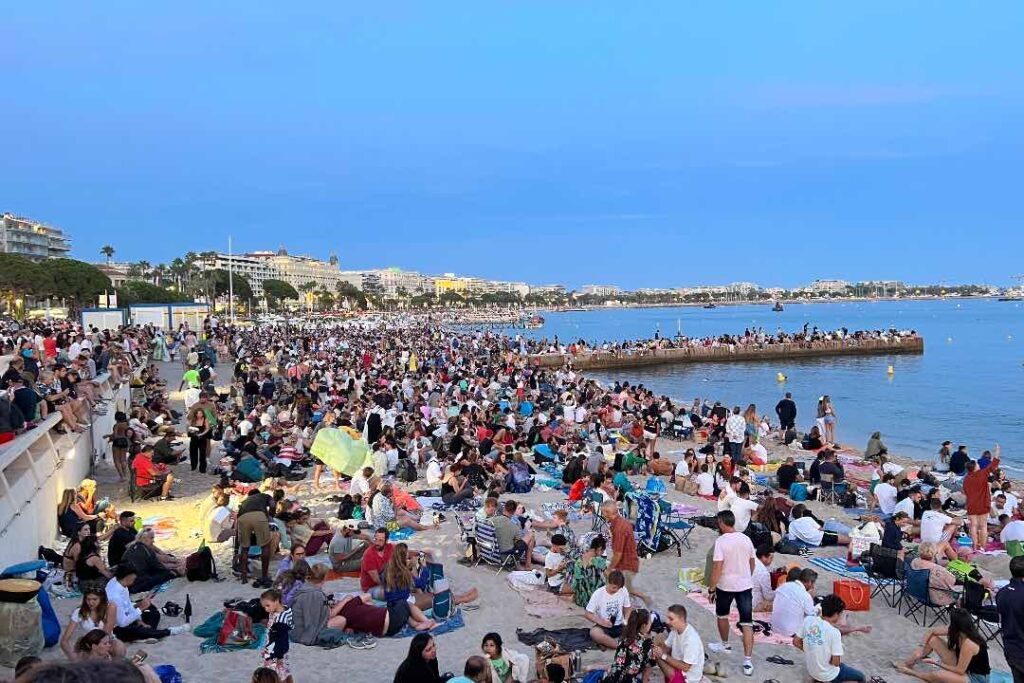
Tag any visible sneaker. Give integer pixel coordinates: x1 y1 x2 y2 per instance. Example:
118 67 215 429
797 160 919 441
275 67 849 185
742 660 753 676
707 642 732 653
169 624 191 636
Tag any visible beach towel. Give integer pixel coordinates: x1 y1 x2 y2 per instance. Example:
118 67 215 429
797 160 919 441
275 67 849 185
194 611 267 654
685 592 795 646
389 527 416 542
669 503 702 516
809 557 880 586
391 607 466 638
516 627 600 652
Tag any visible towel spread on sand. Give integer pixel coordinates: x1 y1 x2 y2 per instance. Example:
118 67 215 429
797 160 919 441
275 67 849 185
193 611 268 654
685 592 796 647
809 556 882 586
392 608 465 638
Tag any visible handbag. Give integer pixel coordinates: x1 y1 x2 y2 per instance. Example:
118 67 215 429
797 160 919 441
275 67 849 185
833 579 870 611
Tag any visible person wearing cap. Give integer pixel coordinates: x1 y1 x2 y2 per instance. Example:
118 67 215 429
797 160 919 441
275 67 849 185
329 522 372 573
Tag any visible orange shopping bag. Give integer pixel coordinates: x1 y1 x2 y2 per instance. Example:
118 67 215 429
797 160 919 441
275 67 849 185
833 579 870 611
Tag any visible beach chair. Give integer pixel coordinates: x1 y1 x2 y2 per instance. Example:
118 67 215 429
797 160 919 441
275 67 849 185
1007 540 1024 558
472 520 518 574
865 543 903 609
960 581 1002 650
817 473 846 506
901 564 956 627
634 494 694 558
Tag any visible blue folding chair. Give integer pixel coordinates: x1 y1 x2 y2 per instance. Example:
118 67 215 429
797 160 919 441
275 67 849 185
473 520 518 574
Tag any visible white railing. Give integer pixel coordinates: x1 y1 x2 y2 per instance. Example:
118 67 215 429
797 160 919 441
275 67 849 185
0 371 128 567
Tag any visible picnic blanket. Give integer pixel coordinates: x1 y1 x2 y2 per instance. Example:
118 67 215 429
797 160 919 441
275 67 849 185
517 627 600 652
685 592 795 646
809 556 880 586
506 572 578 618
51 581 171 601
669 503 702 516
194 611 268 654
392 608 466 638
389 527 416 542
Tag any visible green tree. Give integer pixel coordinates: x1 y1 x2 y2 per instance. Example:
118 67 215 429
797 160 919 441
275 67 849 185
0 254 52 298
100 245 115 264
40 259 111 312
336 281 368 310
262 279 299 309
116 281 190 305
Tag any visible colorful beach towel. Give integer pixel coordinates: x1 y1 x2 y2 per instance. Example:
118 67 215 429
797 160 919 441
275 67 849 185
809 556 880 586
310 426 373 476
193 611 268 654
392 608 466 638
389 527 416 542
685 592 795 646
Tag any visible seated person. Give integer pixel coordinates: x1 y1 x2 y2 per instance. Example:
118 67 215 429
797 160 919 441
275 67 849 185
752 545 776 612
151 428 184 465
118 528 179 593
380 542 478 615
584 569 632 649
882 512 913 555
648 452 674 477
329 524 371 573
288 508 333 556
771 568 818 637
290 564 371 646
370 483 433 531
788 506 850 547
817 450 845 484
542 534 571 596
920 498 961 562
131 449 175 500
489 499 535 569
910 543 959 606
894 608 991 683
204 494 235 544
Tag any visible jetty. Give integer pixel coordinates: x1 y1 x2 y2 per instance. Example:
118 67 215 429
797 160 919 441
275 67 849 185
528 335 924 370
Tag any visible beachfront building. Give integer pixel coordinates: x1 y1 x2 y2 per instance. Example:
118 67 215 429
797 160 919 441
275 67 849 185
434 274 470 297
1 212 72 261
95 263 133 288
579 284 622 296
197 252 279 297
808 279 851 295
531 284 566 296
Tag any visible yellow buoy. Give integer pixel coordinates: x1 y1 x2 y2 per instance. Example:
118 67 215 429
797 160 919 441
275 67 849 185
776 372 787 382
887 365 895 375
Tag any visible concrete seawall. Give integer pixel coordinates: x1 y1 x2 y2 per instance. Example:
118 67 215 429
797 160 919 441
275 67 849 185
528 336 924 370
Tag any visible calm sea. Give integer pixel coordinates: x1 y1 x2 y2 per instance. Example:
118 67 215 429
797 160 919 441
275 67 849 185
508 299 1024 470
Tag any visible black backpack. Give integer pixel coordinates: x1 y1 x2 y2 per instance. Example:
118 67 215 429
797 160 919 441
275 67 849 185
397 459 418 483
185 545 217 582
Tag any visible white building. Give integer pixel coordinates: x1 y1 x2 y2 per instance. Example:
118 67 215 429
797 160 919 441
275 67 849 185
1 212 72 261
809 279 851 294
198 247 343 299
579 284 622 296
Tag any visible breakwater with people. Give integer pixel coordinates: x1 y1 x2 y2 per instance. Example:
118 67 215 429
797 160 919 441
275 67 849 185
528 336 923 370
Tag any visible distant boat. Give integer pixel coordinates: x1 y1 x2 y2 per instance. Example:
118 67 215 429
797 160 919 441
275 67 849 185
772 302 784 312
998 297 1022 302
525 314 545 329
703 303 717 309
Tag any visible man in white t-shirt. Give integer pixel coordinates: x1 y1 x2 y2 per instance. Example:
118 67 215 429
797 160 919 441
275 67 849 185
873 476 898 515
654 604 705 683
425 456 444 488
1000 517 1024 545
349 467 375 499
708 510 757 676
789 507 850 547
795 594 864 683
771 568 818 637
204 494 235 543
585 570 632 648
920 498 961 561
728 483 760 533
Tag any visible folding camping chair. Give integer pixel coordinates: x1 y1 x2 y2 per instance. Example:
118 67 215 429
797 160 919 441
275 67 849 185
633 494 694 558
865 543 903 609
902 563 957 627
960 580 1002 650
818 473 845 506
472 520 518 574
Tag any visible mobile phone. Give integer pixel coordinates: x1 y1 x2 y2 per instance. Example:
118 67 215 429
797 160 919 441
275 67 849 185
132 650 148 664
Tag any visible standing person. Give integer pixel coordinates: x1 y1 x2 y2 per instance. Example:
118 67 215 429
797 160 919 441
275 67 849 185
259 589 294 683
775 393 797 431
794 594 865 683
997 556 1024 683
236 488 275 589
187 408 212 473
725 407 746 463
707 510 757 677
653 604 705 683
894 608 991 683
964 445 1000 549
819 395 837 445
601 501 651 607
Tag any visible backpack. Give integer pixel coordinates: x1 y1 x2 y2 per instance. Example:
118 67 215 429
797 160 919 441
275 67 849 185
744 522 773 551
397 459 418 483
337 495 356 520
185 545 217 582
217 608 256 647
508 463 533 493
562 456 583 485
789 482 808 502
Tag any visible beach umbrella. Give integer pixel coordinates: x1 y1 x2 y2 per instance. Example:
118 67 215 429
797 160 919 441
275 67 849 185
309 425 372 476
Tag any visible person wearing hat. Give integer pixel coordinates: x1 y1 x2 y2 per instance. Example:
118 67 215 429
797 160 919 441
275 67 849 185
329 521 372 573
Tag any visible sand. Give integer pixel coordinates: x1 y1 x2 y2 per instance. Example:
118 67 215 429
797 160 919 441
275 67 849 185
14 357 1014 683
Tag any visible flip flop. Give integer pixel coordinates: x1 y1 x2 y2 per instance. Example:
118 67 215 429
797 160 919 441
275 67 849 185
765 656 794 665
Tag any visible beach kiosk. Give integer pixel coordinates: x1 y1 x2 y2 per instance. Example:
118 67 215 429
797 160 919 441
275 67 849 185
128 302 209 330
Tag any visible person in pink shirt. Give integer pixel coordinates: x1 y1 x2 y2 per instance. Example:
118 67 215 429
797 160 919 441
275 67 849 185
707 510 757 676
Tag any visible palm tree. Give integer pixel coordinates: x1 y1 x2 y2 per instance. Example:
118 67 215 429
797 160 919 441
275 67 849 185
169 257 185 291
135 260 152 282
152 264 167 287
100 245 115 264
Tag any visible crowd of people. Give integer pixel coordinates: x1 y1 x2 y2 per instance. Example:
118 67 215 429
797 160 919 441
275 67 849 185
0 315 1020 683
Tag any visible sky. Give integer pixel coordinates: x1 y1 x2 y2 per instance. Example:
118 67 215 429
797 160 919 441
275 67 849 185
3 2 1023 289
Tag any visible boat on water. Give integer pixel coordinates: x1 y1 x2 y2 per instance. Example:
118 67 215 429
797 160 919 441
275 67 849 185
998 297 1022 302
525 314 545 329
703 303 717 309
772 302 784 312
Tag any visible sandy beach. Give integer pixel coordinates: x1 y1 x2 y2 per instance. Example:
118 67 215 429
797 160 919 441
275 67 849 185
16 357 1013 683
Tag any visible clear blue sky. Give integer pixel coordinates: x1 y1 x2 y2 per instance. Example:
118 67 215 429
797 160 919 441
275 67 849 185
3 2 1022 288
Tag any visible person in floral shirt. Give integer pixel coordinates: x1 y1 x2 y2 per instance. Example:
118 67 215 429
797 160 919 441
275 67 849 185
605 608 655 683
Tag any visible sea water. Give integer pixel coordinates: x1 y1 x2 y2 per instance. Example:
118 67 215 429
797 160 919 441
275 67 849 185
511 299 1024 470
